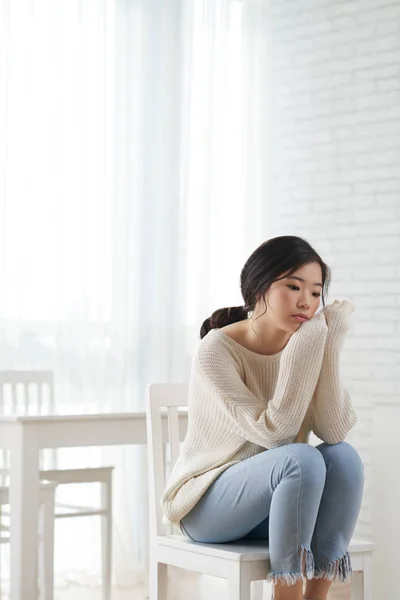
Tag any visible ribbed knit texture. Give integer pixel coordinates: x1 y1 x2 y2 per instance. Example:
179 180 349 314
161 302 357 524
310 300 357 444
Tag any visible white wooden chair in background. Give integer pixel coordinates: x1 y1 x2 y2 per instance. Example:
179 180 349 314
146 382 375 600
0 371 113 600
0 472 57 600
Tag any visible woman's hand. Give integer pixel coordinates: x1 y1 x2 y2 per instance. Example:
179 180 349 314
323 299 355 335
295 310 328 336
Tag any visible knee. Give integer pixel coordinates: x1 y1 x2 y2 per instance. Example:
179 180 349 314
286 443 327 485
318 442 364 483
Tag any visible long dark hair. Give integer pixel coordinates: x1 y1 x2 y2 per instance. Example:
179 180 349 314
200 235 331 339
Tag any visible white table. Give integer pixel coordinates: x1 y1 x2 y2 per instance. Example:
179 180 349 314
0 409 188 600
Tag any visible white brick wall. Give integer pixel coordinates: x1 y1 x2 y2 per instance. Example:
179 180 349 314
268 1 400 595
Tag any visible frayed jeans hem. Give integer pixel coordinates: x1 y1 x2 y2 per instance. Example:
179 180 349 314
266 548 352 586
266 546 315 586
313 551 352 583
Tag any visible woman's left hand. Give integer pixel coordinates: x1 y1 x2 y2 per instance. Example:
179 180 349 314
323 299 355 334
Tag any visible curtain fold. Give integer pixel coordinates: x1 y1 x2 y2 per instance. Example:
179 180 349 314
0 0 271 590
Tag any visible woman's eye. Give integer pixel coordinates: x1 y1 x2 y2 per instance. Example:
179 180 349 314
287 285 320 299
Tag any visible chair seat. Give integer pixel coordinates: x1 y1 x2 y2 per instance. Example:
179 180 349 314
40 465 114 484
54 503 107 518
0 481 56 492
156 534 373 563
157 535 271 562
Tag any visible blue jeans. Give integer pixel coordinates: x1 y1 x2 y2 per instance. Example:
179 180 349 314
180 442 364 585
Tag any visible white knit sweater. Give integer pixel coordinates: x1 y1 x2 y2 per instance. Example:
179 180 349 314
161 301 357 524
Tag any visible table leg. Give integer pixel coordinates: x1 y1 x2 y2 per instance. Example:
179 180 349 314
10 423 40 600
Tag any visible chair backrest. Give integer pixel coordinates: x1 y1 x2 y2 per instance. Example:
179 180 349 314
0 370 56 469
0 370 55 415
146 382 188 537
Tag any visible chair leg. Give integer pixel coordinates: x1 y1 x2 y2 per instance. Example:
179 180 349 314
351 551 374 600
0 505 2 600
0 503 2 600
252 580 265 600
149 561 167 600
39 488 55 600
351 571 363 600
101 476 113 600
228 563 253 600
362 552 373 600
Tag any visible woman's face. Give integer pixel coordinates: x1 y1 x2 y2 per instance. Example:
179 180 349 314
257 262 323 333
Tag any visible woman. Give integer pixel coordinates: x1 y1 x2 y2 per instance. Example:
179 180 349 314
161 235 364 600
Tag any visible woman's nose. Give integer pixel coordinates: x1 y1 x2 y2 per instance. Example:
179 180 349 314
298 298 310 310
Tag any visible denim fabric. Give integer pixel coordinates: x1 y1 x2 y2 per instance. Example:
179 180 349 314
180 442 364 585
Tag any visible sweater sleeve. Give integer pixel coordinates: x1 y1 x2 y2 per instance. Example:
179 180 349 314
310 300 357 444
195 313 328 449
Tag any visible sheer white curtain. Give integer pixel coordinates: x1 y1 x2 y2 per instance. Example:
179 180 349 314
0 0 271 591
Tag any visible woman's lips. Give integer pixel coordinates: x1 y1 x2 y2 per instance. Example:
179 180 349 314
292 315 308 322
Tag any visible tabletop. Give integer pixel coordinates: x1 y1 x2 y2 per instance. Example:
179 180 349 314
0 405 188 449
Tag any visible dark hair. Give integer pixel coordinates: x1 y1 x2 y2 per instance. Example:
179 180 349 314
200 235 331 339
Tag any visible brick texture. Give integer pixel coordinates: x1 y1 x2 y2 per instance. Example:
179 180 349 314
268 2 400 595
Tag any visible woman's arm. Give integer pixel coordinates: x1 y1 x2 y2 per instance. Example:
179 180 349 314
310 300 357 444
195 312 328 449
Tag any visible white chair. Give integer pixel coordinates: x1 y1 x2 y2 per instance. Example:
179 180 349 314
0 370 113 600
0 472 57 600
146 383 375 600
